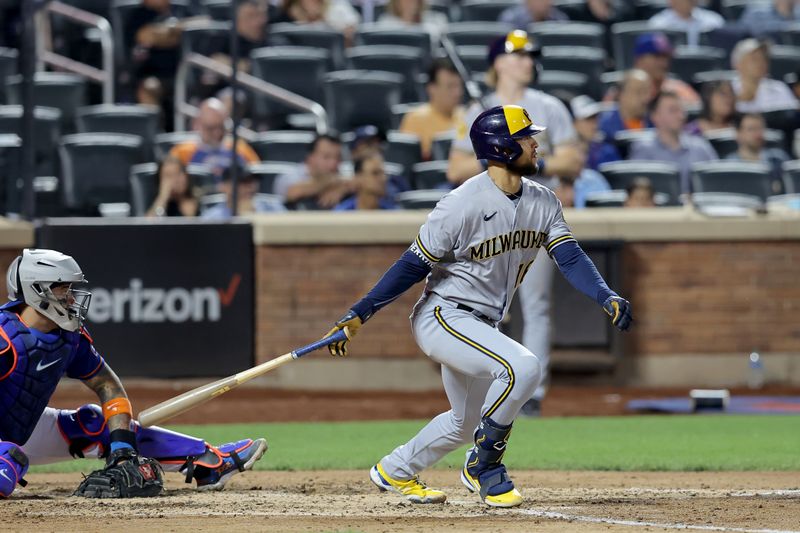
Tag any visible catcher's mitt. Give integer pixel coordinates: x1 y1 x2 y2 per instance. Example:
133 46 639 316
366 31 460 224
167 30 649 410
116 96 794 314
74 448 164 498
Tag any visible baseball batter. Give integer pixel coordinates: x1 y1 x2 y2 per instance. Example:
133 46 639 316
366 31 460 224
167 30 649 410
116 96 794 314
326 105 632 508
0 249 267 499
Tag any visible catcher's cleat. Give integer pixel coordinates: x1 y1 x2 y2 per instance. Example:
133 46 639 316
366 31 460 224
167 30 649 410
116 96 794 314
187 438 267 491
461 448 522 508
369 462 447 503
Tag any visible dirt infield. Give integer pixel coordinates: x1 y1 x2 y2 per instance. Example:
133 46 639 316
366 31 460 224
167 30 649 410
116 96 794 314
4 471 799 532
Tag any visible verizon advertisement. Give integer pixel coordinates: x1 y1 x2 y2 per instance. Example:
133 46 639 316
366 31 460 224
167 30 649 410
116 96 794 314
37 221 254 377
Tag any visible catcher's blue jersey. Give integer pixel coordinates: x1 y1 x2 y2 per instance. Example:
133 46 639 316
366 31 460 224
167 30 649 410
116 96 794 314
0 303 104 444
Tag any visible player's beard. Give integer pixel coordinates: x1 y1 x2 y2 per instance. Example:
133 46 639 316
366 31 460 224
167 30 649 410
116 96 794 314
508 154 538 177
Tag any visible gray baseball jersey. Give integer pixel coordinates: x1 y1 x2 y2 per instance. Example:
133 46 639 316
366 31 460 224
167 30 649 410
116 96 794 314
452 89 576 156
408 172 575 323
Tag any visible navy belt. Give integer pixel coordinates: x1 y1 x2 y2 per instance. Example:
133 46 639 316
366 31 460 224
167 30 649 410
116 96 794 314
456 303 495 324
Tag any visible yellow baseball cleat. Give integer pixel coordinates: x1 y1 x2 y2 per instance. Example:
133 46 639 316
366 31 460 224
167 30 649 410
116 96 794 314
461 465 523 508
369 462 447 503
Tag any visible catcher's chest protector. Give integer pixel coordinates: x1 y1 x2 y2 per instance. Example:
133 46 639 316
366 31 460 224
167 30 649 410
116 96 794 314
0 310 79 444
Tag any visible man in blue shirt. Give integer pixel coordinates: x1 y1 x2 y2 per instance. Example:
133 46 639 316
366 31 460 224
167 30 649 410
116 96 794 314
335 152 397 211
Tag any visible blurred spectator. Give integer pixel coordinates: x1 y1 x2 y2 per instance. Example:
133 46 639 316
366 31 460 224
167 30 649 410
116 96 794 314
274 0 361 45
631 33 700 105
377 0 449 45
202 165 286 219
448 30 581 185
726 112 790 192
124 0 192 122
146 156 199 217
499 0 569 29
629 90 718 193
349 125 410 194
731 38 799 113
570 95 621 171
648 0 724 46
399 58 465 161
169 98 260 180
273 133 354 208
211 0 275 69
598 69 653 143
739 0 800 39
335 152 398 210
568 0 635 57
685 80 736 135
624 177 657 207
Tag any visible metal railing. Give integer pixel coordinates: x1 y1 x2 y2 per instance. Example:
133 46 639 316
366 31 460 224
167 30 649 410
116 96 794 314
174 52 328 135
36 1 114 103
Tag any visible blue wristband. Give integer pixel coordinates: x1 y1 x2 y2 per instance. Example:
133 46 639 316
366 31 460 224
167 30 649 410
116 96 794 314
110 441 134 453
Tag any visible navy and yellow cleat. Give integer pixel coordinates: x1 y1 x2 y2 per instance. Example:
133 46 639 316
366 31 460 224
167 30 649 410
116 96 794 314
460 449 522 507
369 462 447 503
192 438 268 491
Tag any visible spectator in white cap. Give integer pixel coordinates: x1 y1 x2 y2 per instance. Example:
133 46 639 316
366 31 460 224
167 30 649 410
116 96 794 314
731 38 799 113
648 0 724 46
570 95 621 172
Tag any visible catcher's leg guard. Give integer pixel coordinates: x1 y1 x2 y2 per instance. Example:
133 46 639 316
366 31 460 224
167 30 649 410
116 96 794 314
56 404 109 458
461 417 522 508
0 442 29 498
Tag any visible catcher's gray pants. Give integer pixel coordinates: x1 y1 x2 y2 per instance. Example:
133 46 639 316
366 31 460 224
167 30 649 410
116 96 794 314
380 293 542 480
20 408 181 471
517 254 555 401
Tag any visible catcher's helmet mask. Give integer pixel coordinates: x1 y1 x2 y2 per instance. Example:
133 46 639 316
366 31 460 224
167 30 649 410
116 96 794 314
469 105 546 165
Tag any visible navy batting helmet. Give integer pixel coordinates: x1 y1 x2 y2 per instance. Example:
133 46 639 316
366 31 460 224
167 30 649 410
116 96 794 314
470 105 546 164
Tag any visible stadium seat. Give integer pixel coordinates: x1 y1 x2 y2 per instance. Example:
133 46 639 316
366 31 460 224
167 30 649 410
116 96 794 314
390 102 424 130
780 22 800 46
767 45 800 81
692 69 737 88
323 70 403 133
395 189 447 209
782 160 800 194
385 131 423 177
0 105 62 176
611 21 687 70
5 72 87 131
250 46 329 121
533 70 591 103
670 46 726 85
200 192 227 213
154 131 197 160
411 161 449 190
251 130 315 163
355 25 433 67
612 129 656 159
584 190 627 208
761 107 799 136
445 22 509 47
268 23 346 70
76 104 161 159
59 133 143 214
552 0 588 19
691 160 773 200
598 160 682 205
0 134 20 213
538 47 605 100
704 128 785 159
529 22 605 49
180 20 232 57
720 0 768 20
430 132 455 161
690 191 764 210
459 0 517 22
203 0 234 20
456 46 489 74
0 47 17 104
346 46 425 104
249 162 301 194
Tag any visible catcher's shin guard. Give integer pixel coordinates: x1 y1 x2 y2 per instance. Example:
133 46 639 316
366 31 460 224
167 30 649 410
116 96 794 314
461 417 522 507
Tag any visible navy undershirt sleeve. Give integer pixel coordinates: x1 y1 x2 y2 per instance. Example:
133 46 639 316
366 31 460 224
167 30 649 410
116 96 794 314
550 241 616 306
351 250 432 322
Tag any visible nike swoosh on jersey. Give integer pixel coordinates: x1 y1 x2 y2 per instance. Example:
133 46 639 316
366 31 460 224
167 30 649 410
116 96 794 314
0 469 12 483
36 358 62 372
483 212 497 221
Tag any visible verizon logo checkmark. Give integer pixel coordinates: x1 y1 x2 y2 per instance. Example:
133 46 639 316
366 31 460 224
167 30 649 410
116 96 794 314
218 274 241 307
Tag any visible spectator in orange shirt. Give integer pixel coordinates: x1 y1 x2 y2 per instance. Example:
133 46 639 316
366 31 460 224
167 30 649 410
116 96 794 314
169 97 260 181
399 58 465 161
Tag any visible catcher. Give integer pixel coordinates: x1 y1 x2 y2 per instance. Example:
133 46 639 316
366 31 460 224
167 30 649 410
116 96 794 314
0 249 267 499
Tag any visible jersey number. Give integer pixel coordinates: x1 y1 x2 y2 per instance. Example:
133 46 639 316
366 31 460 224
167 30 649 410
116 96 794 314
514 259 535 289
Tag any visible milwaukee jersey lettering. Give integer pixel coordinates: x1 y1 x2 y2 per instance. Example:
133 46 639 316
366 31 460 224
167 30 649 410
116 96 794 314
409 172 575 321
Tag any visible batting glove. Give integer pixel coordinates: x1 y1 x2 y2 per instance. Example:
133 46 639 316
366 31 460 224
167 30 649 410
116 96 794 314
326 310 362 357
602 295 633 331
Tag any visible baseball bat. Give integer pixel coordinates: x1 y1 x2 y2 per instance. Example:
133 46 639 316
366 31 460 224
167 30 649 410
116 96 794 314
136 328 351 427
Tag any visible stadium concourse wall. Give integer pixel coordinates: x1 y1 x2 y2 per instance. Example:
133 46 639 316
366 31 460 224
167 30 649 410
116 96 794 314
251 208 800 390
0 211 798 389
